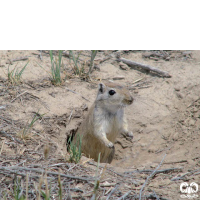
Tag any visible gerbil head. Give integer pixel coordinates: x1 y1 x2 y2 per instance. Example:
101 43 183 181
96 82 134 110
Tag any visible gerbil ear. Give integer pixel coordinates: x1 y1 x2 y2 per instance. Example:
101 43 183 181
98 83 106 93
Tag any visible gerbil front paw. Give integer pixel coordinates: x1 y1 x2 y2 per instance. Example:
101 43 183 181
126 131 134 142
127 131 133 139
106 141 114 148
122 131 134 142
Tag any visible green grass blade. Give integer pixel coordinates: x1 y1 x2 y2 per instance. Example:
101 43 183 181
69 50 80 74
49 50 62 85
50 50 56 80
18 61 29 77
58 50 63 67
88 50 98 74
69 133 82 163
49 50 54 64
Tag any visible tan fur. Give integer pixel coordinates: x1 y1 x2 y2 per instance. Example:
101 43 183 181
72 82 133 163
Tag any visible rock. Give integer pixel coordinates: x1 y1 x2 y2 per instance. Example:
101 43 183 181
182 51 192 56
188 119 196 126
150 164 157 168
172 132 179 141
176 92 183 99
148 145 158 153
174 87 180 91
119 62 130 70
150 56 159 61
142 52 152 58
165 57 171 61
113 76 125 80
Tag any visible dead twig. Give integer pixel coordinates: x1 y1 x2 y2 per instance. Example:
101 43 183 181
0 139 5 155
88 161 124 177
95 55 111 64
0 116 13 124
171 168 200 181
0 130 22 143
116 54 171 78
133 193 169 200
132 77 145 84
11 90 27 103
163 160 187 164
117 190 132 200
7 56 29 64
187 97 200 108
65 87 90 102
125 167 182 175
106 183 120 200
0 166 94 182
12 56 29 62
0 170 45 180
139 154 166 200
153 190 160 200
171 172 190 181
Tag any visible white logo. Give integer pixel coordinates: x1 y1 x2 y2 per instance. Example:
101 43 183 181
180 182 198 199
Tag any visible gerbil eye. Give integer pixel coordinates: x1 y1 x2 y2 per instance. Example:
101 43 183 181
109 90 116 95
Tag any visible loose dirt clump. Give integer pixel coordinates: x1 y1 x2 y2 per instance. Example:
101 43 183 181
0 50 200 199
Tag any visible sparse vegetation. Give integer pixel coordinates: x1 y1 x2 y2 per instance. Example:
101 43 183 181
37 50 67 85
13 177 26 200
18 111 45 140
57 173 63 200
88 50 98 75
49 50 65 85
8 174 63 200
69 50 98 79
40 175 51 200
1 50 199 199
68 134 82 163
69 50 86 77
91 153 107 200
38 50 98 81
91 153 101 200
7 62 29 85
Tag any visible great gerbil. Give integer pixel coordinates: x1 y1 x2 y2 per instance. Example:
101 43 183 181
72 81 134 163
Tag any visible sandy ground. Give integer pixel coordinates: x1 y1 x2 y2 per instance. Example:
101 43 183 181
0 50 200 199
